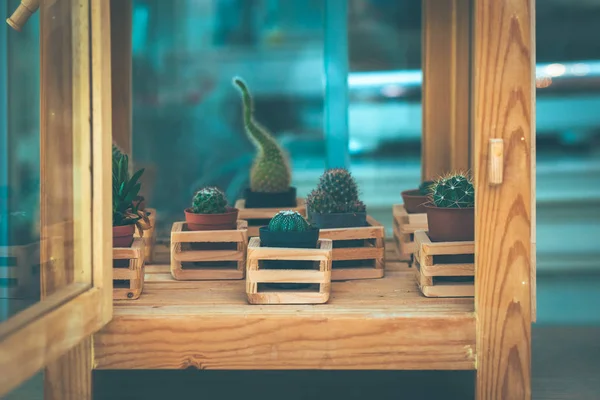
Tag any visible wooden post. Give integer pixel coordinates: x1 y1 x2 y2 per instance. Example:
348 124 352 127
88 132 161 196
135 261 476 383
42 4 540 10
421 0 471 180
473 0 534 399
110 0 132 155
44 338 92 400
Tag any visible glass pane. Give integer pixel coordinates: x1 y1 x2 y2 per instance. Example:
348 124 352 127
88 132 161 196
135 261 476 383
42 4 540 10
1 0 91 322
132 0 326 236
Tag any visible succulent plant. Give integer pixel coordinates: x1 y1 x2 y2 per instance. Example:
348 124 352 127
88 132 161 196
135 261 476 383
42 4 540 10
232 77 292 193
191 187 228 214
112 153 150 234
268 210 310 232
431 173 475 208
113 143 125 162
307 168 366 214
419 180 435 196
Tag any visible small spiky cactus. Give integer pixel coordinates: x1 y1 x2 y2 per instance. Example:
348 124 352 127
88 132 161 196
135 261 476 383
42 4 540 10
268 210 310 232
191 187 228 214
419 180 435 196
232 77 291 193
431 173 474 208
307 168 366 214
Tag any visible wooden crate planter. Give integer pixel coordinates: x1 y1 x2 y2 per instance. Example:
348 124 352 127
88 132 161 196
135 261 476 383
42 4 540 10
392 204 428 261
234 198 306 238
246 237 332 305
134 207 157 264
113 238 145 300
318 216 385 281
170 220 247 280
413 230 474 298
0 242 41 299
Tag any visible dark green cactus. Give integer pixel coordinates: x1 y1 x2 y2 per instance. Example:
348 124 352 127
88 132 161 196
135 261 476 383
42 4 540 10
232 77 291 193
268 210 310 232
307 168 366 214
418 180 435 196
191 187 228 214
431 173 474 208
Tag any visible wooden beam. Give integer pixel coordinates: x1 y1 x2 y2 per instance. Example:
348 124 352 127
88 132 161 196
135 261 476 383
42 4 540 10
44 337 92 400
421 0 472 181
473 0 534 399
110 0 132 155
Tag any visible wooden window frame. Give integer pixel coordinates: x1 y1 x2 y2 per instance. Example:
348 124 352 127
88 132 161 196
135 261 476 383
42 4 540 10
0 0 113 396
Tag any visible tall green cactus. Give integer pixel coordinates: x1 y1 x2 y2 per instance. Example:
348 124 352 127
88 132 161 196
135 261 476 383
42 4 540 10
431 173 474 208
233 77 291 193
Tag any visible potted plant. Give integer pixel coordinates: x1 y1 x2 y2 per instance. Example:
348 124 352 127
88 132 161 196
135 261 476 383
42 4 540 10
184 187 239 231
424 173 474 242
401 180 435 214
259 210 319 289
307 168 367 229
112 152 150 248
113 143 146 211
232 77 296 208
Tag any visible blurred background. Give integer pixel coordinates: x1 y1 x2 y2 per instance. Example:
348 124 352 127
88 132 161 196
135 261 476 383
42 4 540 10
2 0 600 323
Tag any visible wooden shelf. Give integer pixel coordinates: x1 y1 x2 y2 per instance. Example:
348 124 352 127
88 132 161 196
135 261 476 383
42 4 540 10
93 244 475 370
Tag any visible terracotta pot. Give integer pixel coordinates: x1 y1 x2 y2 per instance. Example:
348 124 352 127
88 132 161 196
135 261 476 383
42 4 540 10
401 189 429 214
132 196 146 211
309 211 367 229
113 224 135 247
184 207 239 231
424 205 474 242
244 187 297 208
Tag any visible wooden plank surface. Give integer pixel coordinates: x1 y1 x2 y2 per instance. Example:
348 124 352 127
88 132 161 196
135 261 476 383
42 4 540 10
45 337 92 400
473 0 534 398
93 241 476 370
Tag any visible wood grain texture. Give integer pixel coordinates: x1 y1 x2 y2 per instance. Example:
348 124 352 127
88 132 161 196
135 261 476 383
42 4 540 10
473 0 534 398
422 0 472 181
93 244 476 370
44 337 92 400
113 238 145 300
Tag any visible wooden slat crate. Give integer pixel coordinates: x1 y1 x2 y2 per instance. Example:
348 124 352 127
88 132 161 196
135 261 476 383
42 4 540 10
0 242 41 299
392 204 428 261
246 237 332 305
413 230 474 298
318 215 385 281
234 198 306 238
134 207 157 264
113 238 145 300
170 220 247 280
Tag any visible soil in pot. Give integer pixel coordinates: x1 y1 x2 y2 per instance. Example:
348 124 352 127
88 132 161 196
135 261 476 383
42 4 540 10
184 207 239 231
132 195 146 211
244 187 297 208
401 189 429 214
259 226 320 289
425 205 474 242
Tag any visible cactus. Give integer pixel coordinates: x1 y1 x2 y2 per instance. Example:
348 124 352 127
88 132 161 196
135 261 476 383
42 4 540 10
307 168 366 214
431 173 474 208
232 77 291 193
268 210 310 232
191 187 228 214
418 180 435 196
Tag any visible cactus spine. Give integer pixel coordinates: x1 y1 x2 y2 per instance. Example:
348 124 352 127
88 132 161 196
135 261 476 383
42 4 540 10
191 187 228 214
418 180 435 196
307 168 366 214
431 173 474 208
268 210 310 232
233 77 291 193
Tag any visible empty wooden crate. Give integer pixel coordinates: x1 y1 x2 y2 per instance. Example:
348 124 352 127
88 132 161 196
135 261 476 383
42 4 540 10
413 230 474 298
246 237 332 305
134 207 157 264
113 238 145 300
392 204 428 260
234 198 306 238
170 220 248 280
318 216 385 281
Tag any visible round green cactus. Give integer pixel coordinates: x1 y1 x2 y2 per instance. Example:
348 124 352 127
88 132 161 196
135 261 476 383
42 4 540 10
431 173 474 208
418 180 435 196
307 189 365 214
191 187 228 214
316 168 359 204
268 210 310 232
233 77 291 193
